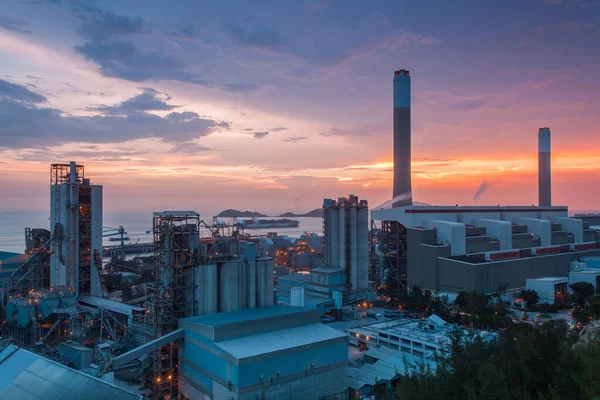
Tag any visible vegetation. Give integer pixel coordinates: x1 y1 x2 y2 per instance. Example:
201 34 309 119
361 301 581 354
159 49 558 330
573 295 600 324
520 289 540 306
570 282 596 306
396 320 600 400
454 284 512 330
378 286 453 320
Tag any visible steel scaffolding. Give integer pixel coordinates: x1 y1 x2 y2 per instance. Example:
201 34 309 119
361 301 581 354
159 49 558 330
370 220 408 292
78 185 92 295
148 211 200 399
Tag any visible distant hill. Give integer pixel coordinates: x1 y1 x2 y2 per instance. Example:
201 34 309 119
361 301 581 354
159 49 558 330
413 201 432 206
217 209 268 218
278 208 323 218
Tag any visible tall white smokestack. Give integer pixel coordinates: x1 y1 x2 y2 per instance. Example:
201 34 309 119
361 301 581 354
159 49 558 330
538 127 551 206
393 69 412 207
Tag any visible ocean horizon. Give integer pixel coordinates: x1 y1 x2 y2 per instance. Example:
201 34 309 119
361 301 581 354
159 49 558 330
0 210 325 254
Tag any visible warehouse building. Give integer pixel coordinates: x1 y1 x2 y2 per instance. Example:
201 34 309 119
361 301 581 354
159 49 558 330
0 345 143 399
178 305 348 400
372 206 600 295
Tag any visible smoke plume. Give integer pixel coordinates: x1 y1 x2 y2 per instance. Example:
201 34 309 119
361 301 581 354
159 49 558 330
375 192 412 209
473 179 501 203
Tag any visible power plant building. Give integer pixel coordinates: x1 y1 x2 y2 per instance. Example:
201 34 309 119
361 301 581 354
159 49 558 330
50 162 103 297
372 205 600 295
177 306 348 400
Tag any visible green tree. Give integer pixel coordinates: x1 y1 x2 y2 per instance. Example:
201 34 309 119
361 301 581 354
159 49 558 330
394 319 600 400
570 282 595 306
520 289 540 306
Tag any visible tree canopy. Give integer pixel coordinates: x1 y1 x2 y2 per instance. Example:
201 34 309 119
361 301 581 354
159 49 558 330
395 320 600 400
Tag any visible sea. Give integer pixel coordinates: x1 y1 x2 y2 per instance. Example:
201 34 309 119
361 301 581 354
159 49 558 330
0 211 324 254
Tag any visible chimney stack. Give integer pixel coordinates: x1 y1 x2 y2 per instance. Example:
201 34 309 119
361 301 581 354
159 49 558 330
538 127 551 206
392 69 413 207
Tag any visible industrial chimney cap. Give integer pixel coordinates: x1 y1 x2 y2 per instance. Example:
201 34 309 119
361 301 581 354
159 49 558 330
394 69 410 76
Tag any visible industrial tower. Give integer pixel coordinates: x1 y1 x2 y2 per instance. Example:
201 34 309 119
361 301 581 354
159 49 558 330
538 127 552 207
393 69 413 207
148 211 200 399
50 162 103 296
323 195 369 293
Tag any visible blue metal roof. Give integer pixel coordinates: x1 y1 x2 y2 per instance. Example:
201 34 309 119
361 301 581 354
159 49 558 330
181 305 311 326
0 251 21 261
0 345 143 400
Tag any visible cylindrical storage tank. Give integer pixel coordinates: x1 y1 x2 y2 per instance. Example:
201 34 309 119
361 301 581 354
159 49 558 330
246 260 257 308
349 206 358 290
219 262 240 312
339 205 346 269
264 258 274 306
205 264 218 314
327 208 340 267
256 258 266 306
238 260 247 310
357 206 370 290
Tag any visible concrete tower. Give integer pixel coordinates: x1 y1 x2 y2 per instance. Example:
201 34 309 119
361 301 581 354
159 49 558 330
538 128 551 206
50 162 103 296
322 195 369 292
393 69 413 207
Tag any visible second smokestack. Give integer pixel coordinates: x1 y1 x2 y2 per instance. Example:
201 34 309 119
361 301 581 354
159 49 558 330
538 127 551 206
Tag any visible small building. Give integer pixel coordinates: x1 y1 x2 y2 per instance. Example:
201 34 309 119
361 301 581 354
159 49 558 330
178 305 348 400
569 270 600 292
526 277 569 304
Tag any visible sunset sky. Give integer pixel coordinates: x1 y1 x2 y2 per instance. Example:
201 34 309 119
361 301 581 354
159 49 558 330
0 0 599 216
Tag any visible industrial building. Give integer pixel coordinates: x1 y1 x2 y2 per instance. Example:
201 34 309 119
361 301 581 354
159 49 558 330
50 162 103 297
255 233 323 270
278 195 370 309
525 277 568 304
322 194 369 292
0 344 143 399
0 161 278 400
347 314 495 396
112 306 348 400
372 205 600 294
372 69 600 295
569 269 600 292
178 306 348 399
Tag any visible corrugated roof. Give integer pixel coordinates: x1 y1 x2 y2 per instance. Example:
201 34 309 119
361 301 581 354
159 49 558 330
215 323 346 359
359 363 394 381
348 367 378 385
78 296 145 317
182 305 309 327
347 376 369 391
0 345 143 400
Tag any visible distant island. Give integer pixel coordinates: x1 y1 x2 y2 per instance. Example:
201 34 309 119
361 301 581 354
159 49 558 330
216 208 323 218
216 209 268 218
278 209 323 218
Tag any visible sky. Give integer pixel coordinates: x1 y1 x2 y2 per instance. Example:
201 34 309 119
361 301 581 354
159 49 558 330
0 0 599 216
